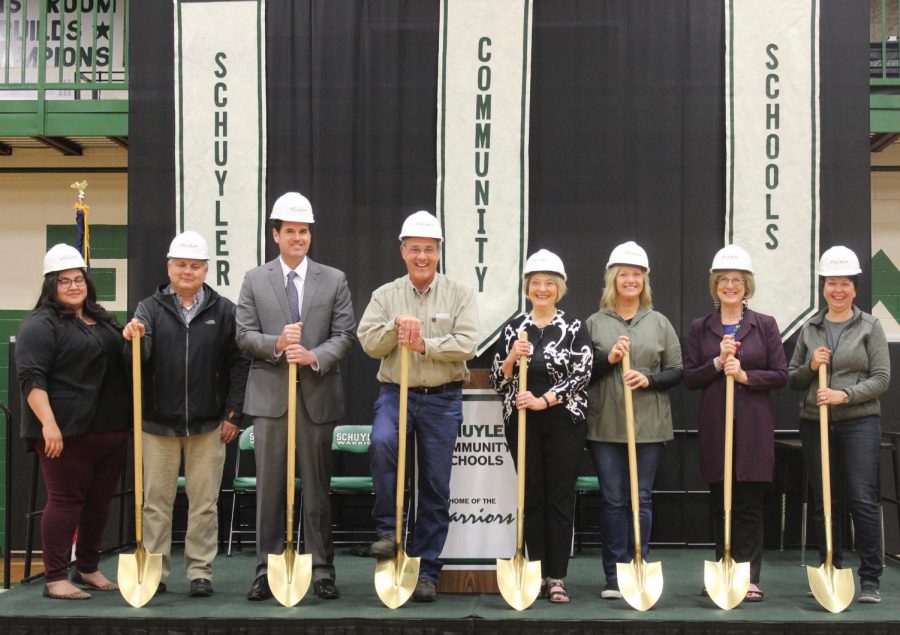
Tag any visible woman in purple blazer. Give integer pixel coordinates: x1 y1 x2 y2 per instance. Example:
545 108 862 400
683 246 787 601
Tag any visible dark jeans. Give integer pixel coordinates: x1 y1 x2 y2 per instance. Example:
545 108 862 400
370 384 462 583
506 408 586 580
709 480 765 584
36 430 128 582
799 416 883 584
587 440 663 585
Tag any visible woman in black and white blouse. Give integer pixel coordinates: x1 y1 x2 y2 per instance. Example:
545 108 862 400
490 250 593 603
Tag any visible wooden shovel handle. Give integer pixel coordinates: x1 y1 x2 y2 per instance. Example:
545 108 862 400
131 335 144 544
515 331 528 552
622 352 642 558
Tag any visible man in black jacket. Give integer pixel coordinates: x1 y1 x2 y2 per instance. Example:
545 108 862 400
123 231 249 598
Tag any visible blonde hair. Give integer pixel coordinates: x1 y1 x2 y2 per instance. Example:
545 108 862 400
600 265 653 310
708 271 756 301
524 272 567 302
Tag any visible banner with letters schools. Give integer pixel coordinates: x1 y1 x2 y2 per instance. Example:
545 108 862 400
436 0 532 355
174 0 266 301
725 0 820 339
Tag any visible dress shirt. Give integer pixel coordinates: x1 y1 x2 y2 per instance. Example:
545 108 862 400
358 274 478 387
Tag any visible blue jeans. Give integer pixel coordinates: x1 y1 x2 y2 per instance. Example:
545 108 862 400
799 416 883 584
369 384 463 583
588 440 663 585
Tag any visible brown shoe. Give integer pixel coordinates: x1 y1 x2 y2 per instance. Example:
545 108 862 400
369 535 397 559
412 578 437 602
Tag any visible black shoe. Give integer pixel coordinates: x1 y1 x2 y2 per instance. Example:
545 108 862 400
412 578 437 602
313 578 340 600
189 578 213 597
156 581 167 595
859 580 881 604
246 575 272 601
370 535 397 559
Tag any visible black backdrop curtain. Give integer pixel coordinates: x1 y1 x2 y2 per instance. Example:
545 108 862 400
129 0 871 546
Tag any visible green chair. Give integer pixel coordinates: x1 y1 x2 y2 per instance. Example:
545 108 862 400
330 425 375 545
573 474 601 554
227 426 258 556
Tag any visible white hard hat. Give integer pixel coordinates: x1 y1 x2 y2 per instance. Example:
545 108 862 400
818 245 862 277
399 210 443 241
43 243 87 275
524 249 567 280
270 192 315 223
710 244 754 273
167 230 209 260
606 241 649 270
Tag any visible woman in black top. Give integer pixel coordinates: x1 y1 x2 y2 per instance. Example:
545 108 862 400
490 250 593 603
16 244 130 600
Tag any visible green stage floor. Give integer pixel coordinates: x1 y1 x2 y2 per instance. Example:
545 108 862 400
0 547 898 629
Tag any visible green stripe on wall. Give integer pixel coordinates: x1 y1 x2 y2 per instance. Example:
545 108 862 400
46 224 127 260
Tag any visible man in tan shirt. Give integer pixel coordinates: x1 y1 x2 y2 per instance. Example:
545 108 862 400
357 211 479 602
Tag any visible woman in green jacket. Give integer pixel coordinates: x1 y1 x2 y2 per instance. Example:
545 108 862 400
585 242 682 599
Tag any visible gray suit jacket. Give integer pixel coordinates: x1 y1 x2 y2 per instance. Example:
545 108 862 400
236 257 356 423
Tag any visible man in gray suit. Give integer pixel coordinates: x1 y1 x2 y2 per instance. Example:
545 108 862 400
236 191 356 601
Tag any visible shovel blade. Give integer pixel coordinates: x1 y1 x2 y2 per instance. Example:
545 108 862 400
496 553 542 611
807 563 854 613
617 560 663 611
117 546 163 608
374 550 420 609
268 550 312 607
703 558 750 610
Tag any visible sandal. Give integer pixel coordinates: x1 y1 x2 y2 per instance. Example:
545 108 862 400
538 578 548 599
745 584 764 602
547 578 570 603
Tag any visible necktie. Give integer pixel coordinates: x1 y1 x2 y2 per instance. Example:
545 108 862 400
286 270 300 323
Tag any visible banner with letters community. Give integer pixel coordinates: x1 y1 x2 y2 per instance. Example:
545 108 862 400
174 0 266 301
725 0 820 339
436 0 532 355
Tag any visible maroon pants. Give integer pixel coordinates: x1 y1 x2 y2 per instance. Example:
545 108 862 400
36 431 128 582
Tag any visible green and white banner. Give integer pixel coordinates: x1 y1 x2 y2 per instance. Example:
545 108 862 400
174 0 266 301
725 0 820 338
437 0 532 355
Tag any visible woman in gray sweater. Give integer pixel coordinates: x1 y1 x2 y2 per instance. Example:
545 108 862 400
788 245 890 604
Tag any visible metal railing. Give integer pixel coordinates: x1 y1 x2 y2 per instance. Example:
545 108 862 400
1 0 129 99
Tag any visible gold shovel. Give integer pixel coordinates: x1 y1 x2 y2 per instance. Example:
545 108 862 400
118 334 163 608
806 363 855 613
497 332 542 610
704 365 751 610
616 352 663 611
268 361 312 606
375 344 420 608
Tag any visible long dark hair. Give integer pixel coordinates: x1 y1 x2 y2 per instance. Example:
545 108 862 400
34 269 120 328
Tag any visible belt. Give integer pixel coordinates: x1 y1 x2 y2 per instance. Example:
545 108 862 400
387 381 463 395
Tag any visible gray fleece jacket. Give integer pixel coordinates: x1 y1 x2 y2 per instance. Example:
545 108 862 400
788 306 890 422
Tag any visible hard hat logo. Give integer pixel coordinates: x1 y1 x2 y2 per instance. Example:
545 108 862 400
710 244 754 274
43 243 87 275
524 249 567 280
271 192 315 223
818 245 861 277
399 210 443 241
606 241 649 271
167 230 210 260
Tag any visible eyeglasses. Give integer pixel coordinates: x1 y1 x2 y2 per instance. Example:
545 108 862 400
57 276 86 289
404 246 438 257
716 277 746 287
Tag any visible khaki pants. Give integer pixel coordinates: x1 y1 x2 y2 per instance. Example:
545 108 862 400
142 427 226 582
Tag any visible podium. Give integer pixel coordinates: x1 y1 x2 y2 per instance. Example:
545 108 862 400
436 369 515 594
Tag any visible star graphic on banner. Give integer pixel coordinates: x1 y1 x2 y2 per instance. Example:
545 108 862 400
96 22 110 40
